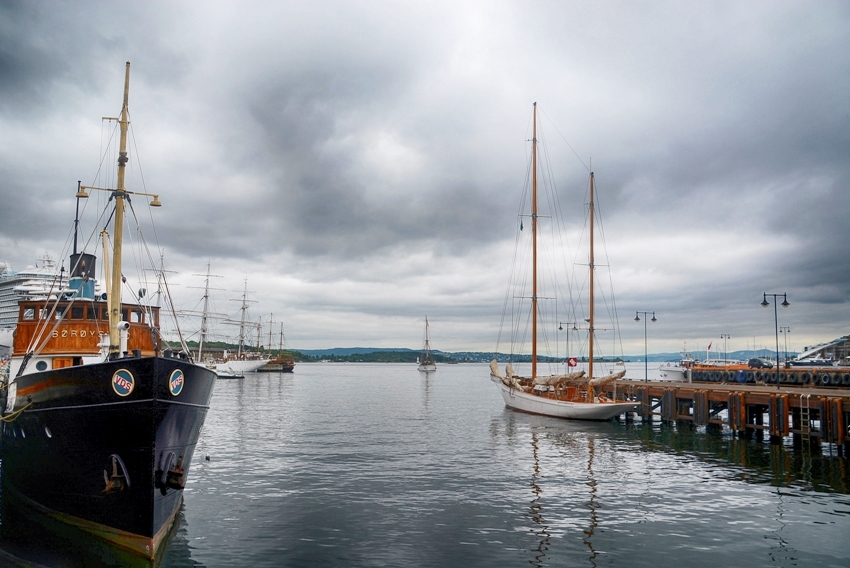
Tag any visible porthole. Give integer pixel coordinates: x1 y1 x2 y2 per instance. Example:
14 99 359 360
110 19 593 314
45 426 52 438
36 361 48 371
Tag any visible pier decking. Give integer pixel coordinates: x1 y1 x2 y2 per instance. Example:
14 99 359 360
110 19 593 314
601 379 850 453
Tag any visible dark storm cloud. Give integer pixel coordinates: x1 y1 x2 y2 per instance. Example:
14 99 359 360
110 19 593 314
2 0 850 351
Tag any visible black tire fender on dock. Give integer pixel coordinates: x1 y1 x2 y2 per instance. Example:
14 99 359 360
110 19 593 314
830 373 841 386
843 373 850 387
820 373 831 386
801 372 811 384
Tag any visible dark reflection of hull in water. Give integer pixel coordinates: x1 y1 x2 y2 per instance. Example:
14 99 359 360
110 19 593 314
625 422 850 494
0 482 201 567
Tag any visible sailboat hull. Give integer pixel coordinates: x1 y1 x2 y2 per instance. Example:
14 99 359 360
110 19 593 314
215 358 270 375
1 356 216 559
491 376 636 420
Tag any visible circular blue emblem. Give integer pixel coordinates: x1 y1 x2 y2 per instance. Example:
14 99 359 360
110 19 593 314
169 369 185 396
112 369 135 397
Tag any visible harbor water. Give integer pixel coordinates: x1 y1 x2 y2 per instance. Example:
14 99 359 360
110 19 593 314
1 362 849 567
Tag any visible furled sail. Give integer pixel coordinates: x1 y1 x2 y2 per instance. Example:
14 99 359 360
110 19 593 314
588 370 626 387
532 370 587 386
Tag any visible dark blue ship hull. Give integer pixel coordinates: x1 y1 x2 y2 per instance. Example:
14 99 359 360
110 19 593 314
0 355 216 559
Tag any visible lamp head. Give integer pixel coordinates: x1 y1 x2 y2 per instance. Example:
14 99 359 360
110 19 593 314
634 314 640 322
651 313 657 322
558 324 563 331
781 298 789 308
761 298 769 307
150 195 162 207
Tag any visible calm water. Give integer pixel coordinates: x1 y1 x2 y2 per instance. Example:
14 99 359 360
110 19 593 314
2 362 850 567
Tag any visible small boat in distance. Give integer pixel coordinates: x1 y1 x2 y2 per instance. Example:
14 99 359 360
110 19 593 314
659 348 695 381
417 316 437 372
490 103 636 420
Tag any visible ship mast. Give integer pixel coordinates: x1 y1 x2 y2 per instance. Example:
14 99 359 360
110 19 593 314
424 316 432 362
587 172 596 402
531 102 538 380
199 262 212 361
108 62 131 356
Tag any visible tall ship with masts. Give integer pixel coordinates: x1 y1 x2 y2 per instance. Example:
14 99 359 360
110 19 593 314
490 103 636 420
257 314 295 373
0 62 217 559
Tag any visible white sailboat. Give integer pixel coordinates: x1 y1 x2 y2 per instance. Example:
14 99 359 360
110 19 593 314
417 316 436 372
490 103 636 421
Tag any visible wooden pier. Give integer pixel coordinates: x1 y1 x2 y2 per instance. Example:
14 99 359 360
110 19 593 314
600 379 850 454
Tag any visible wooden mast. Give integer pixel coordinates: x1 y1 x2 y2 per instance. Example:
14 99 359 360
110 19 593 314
531 102 538 380
108 61 131 356
587 172 596 402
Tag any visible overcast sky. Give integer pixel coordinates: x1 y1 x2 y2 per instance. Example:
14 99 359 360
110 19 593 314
1 0 849 357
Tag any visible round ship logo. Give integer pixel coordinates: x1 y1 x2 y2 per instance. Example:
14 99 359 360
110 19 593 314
112 369 135 397
169 369 185 396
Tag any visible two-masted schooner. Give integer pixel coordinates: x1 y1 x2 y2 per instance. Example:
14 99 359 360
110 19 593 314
490 103 636 420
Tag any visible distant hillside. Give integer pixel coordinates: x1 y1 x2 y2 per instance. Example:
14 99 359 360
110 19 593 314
298 347 416 357
296 347 798 363
175 344 800 364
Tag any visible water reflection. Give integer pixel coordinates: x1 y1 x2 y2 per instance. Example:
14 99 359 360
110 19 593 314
582 438 599 568
624 421 850 494
0 486 200 567
526 432 550 567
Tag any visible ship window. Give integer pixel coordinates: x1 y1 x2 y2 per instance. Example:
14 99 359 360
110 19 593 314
39 308 48 320
101 307 110 320
122 309 130 322
23 308 35 320
130 310 142 323
54 307 65 320
71 306 84 320
36 361 48 371
45 426 52 438
87 307 98 320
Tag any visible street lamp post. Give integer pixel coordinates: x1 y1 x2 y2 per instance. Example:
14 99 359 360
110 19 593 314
558 322 577 370
780 326 790 364
720 334 731 365
761 293 789 386
634 311 657 383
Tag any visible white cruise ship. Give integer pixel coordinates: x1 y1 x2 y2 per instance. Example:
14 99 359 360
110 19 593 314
0 254 62 355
